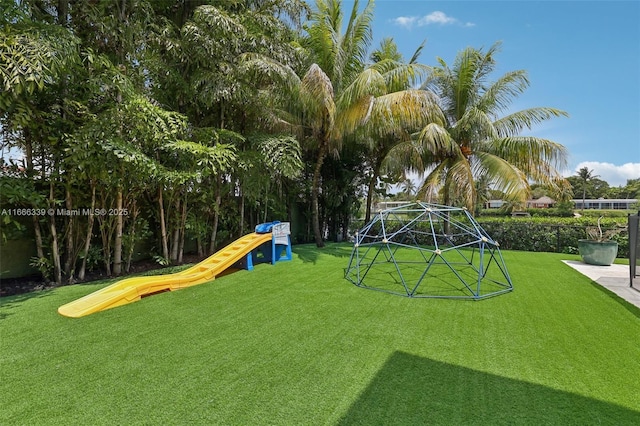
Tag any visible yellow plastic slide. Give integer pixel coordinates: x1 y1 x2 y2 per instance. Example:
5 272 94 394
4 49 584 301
58 232 273 318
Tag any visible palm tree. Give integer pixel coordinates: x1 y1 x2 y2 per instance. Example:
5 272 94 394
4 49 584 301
576 167 599 212
244 1 441 243
370 37 403 63
358 37 442 222
243 0 374 246
291 0 375 247
399 177 416 199
415 42 569 212
474 173 493 215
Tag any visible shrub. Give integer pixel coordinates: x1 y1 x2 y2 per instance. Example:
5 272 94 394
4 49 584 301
477 219 629 258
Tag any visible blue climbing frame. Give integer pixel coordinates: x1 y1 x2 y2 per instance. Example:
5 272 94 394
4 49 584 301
345 202 513 299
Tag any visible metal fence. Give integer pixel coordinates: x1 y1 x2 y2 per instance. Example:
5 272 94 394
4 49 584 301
349 219 630 259
476 222 629 258
629 213 639 289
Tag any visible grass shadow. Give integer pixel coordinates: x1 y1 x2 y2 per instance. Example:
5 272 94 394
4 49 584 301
70 263 195 290
293 242 353 264
0 263 199 320
0 288 55 320
338 351 640 425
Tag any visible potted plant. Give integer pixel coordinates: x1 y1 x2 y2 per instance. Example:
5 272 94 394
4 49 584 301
578 216 621 266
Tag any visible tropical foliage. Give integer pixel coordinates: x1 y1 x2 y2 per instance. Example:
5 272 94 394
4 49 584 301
414 42 568 212
1 0 574 284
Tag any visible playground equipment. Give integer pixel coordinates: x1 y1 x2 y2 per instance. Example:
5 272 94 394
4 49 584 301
58 222 292 318
345 202 513 299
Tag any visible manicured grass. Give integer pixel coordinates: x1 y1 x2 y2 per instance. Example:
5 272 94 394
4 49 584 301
1 245 639 424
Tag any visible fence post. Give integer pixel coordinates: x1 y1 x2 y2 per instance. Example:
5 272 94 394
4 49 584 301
629 211 639 290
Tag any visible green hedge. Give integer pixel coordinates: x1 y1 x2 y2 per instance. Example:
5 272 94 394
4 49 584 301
476 222 626 257
350 216 630 258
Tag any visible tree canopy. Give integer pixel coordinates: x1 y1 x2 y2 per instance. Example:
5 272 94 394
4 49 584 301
1 0 576 283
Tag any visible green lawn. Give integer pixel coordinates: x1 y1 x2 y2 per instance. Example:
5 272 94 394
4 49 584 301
1 245 639 425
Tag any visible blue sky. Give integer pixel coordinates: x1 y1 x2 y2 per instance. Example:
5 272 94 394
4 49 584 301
354 0 640 187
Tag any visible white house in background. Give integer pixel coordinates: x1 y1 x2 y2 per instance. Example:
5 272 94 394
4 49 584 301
486 198 638 210
572 198 638 210
485 199 505 209
485 197 556 209
372 201 417 212
376 198 638 211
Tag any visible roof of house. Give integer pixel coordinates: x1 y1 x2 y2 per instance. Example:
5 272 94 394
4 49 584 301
530 196 556 204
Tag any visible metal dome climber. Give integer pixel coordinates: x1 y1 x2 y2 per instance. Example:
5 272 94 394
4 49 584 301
345 202 513 299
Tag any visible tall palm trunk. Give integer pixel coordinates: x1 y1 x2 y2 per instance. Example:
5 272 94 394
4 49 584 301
311 143 327 248
364 169 380 224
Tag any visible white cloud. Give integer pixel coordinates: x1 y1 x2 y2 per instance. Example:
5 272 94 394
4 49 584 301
419 11 456 25
571 162 640 187
392 11 474 29
392 16 417 29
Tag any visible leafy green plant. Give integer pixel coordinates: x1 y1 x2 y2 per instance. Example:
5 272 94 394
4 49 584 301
28 256 53 282
152 255 170 266
585 216 626 242
78 246 103 273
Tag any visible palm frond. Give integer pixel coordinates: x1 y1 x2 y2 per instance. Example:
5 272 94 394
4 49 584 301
341 0 374 83
493 107 568 137
453 106 498 142
382 62 431 92
374 90 443 130
474 151 529 203
477 69 530 115
370 37 403 63
416 161 447 201
300 63 336 134
451 47 481 120
416 122 458 158
445 156 476 209
481 136 568 173
473 41 501 82
338 67 386 109
408 39 427 65
386 138 432 176
337 95 374 135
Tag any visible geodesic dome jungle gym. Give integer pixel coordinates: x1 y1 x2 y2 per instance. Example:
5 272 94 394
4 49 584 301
345 202 513 299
